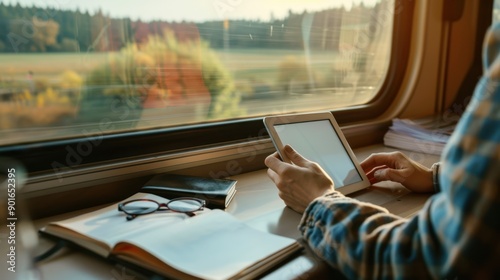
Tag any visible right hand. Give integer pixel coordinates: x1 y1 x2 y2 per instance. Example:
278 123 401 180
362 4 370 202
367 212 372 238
360 151 434 193
265 145 335 213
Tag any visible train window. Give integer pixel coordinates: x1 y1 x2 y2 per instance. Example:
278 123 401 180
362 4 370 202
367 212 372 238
0 0 394 147
494 0 500 22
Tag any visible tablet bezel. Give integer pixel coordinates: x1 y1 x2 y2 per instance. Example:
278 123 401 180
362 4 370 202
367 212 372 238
263 111 371 195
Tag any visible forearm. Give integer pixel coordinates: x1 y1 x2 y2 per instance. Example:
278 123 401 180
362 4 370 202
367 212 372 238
299 193 436 279
298 23 500 279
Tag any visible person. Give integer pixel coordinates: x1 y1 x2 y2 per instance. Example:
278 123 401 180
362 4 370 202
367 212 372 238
265 23 500 279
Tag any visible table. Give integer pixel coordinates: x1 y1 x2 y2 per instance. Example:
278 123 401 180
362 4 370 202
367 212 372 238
31 145 439 279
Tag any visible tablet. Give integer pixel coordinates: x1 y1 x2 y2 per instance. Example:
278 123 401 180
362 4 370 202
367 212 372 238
263 111 371 195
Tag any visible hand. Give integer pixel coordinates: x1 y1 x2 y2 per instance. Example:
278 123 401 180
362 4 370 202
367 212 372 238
360 151 433 193
265 145 335 213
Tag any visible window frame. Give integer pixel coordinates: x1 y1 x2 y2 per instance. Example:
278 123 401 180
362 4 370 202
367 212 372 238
0 0 415 175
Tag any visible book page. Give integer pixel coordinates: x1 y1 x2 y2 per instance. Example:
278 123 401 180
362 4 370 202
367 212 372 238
113 209 300 280
42 193 210 256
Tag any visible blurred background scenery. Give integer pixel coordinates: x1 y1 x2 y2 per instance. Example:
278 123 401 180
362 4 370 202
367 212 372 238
0 0 394 145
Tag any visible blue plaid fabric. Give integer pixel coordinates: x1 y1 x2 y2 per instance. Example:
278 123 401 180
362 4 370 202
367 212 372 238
299 23 500 279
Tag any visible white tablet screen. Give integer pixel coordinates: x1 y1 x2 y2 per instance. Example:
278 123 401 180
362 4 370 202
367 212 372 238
274 120 362 189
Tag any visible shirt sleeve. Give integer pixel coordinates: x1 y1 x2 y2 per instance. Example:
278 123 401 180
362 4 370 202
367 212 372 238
299 23 500 279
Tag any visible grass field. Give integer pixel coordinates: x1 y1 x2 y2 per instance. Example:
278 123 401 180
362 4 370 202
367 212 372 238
0 48 342 82
0 52 111 80
0 49 381 146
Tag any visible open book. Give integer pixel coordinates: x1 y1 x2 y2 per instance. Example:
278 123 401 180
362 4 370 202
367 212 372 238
40 193 302 280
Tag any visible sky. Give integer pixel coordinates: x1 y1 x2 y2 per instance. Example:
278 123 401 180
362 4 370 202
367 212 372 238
3 0 380 22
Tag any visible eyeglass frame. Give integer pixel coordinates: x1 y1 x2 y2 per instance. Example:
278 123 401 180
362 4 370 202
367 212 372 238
117 197 206 221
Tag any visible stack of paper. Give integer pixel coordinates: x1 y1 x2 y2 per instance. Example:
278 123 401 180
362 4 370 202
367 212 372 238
383 117 457 156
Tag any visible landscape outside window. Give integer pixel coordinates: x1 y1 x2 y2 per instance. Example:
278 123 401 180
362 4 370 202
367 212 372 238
494 0 500 22
0 0 394 146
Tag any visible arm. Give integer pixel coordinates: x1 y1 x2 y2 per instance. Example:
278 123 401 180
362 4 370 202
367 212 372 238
298 23 500 279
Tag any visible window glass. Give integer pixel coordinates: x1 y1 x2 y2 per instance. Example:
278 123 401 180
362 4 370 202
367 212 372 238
494 0 500 22
0 0 394 146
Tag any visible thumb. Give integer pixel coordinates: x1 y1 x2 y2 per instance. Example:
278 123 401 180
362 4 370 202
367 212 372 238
284 145 310 167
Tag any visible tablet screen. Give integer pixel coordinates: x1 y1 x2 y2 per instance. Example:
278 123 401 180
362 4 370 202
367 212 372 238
274 120 363 189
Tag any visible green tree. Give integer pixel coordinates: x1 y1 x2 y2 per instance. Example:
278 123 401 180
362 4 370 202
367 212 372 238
78 30 241 126
32 18 60 52
8 17 60 52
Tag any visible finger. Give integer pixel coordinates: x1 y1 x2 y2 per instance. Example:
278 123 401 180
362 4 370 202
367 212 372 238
360 153 397 173
265 154 290 175
366 165 388 180
374 168 406 184
366 165 388 184
266 167 280 185
270 170 290 194
265 153 280 169
284 145 311 167
269 151 281 160
360 153 386 172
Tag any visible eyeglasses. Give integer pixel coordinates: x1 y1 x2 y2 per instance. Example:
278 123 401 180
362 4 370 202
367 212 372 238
118 197 206 221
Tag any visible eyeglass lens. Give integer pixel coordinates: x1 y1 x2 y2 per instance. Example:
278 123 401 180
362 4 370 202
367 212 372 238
121 199 203 216
122 200 158 215
167 199 203 212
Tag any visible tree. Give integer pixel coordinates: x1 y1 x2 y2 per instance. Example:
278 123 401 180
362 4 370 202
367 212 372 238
32 18 60 52
78 29 241 127
7 17 60 52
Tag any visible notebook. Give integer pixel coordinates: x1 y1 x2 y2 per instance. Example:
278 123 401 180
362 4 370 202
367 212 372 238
141 173 237 209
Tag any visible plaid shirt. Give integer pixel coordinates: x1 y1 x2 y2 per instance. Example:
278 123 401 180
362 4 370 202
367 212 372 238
299 23 500 279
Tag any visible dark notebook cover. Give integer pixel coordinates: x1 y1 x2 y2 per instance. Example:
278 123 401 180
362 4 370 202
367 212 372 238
141 174 237 209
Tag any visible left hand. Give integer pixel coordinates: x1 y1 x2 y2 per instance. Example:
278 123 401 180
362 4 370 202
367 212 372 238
265 145 335 213
360 151 434 193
